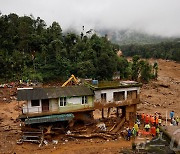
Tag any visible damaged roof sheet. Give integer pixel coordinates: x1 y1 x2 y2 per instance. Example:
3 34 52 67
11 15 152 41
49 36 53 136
17 86 94 101
85 80 142 90
24 113 74 124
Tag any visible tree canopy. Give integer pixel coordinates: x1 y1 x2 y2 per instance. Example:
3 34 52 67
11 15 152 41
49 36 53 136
121 41 180 62
0 13 156 83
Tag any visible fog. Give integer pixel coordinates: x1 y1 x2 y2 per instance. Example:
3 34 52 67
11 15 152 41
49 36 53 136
1 0 180 37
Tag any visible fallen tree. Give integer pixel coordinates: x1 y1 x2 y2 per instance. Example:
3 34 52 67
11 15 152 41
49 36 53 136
66 132 117 140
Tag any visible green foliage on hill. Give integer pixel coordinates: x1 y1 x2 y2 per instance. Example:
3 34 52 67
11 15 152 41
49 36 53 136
0 13 156 83
121 41 180 61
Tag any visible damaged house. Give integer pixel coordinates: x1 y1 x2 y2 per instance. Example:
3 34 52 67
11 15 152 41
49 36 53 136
17 81 141 127
86 80 141 126
17 86 94 125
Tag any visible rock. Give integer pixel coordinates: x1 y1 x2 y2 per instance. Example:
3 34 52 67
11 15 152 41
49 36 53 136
52 140 58 144
43 140 48 146
4 126 10 131
66 130 71 135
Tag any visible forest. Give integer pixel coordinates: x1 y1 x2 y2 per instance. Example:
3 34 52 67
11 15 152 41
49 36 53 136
0 13 158 83
121 40 180 61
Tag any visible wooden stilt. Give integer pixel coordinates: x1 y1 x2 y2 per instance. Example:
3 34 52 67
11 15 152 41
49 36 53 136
116 107 119 117
107 107 111 118
102 108 104 119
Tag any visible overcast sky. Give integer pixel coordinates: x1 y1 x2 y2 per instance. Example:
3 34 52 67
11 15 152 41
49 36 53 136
1 0 180 37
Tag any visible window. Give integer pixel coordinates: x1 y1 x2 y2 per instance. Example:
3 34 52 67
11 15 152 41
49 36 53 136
127 90 137 100
59 97 67 106
113 91 125 101
82 96 88 104
101 93 106 102
31 100 40 107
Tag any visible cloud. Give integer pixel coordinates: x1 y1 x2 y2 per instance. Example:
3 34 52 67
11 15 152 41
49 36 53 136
1 0 180 37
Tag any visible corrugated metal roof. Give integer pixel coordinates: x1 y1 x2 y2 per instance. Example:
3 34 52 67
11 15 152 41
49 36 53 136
24 113 74 124
17 86 94 101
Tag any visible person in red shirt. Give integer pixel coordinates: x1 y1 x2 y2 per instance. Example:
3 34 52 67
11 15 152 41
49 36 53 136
141 113 145 121
151 116 155 125
145 114 149 124
151 126 156 137
155 116 159 126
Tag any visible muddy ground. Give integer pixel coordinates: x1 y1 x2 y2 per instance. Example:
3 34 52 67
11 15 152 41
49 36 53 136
0 59 179 154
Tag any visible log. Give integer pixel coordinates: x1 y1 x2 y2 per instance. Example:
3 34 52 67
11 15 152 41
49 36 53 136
39 133 44 147
70 129 87 133
66 133 114 140
159 84 170 88
45 125 53 134
112 117 126 133
109 123 117 132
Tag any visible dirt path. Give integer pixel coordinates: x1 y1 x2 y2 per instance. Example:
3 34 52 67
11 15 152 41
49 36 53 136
139 59 180 118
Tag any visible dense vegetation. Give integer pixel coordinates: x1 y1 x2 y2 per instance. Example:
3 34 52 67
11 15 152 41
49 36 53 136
121 41 180 62
0 13 156 83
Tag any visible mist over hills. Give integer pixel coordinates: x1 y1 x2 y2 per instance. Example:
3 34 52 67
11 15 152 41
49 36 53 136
96 29 176 45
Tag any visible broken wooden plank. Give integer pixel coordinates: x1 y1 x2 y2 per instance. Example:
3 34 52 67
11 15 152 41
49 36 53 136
66 133 115 140
111 117 125 133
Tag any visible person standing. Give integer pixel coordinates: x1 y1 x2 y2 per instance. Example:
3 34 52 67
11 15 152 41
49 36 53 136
137 119 141 127
170 111 175 120
145 123 150 132
176 116 179 126
141 113 145 123
158 115 162 126
156 127 160 137
155 116 159 127
172 118 177 126
151 126 156 137
134 123 139 136
136 113 140 121
127 128 132 141
151 116 155 126
145 114 149 124
132 127 137 138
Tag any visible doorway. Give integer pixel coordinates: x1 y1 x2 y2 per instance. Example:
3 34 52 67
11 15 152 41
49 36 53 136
42 99 49 112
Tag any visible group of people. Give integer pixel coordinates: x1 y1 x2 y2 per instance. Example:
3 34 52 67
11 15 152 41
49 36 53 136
126 122 139 140
124 111 179 141
125 112 161 140
170 111 179 126
140 112 161 137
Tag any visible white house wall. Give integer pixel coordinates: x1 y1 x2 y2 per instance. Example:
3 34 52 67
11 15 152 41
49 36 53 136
50 98 59 112
23 100 42 113
68 97 81 105
94 87 140 102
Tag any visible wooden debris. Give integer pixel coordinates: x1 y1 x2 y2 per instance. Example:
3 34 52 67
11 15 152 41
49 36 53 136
159 84 170 88
70 129 87 133
66 133 116 140
111 117 125 133
109 123 117 132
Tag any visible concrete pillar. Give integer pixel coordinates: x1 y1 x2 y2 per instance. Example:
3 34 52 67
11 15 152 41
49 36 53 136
125 91 127 100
